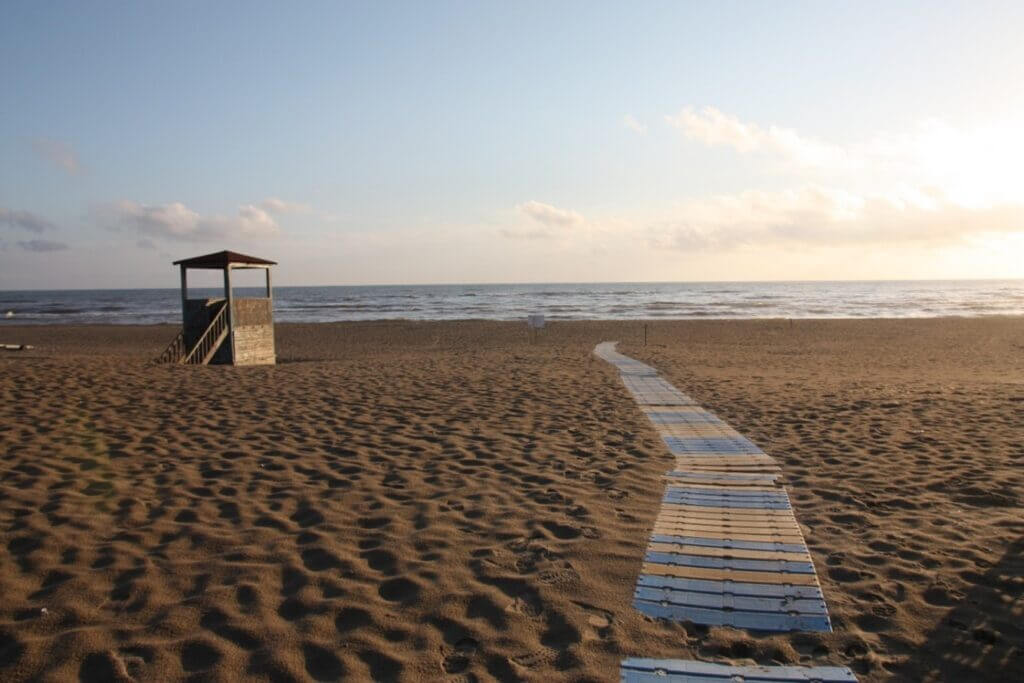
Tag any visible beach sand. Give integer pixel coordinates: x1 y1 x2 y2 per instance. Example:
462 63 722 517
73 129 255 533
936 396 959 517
0 319 1020 681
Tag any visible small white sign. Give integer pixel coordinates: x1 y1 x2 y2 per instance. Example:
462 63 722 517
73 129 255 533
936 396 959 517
527 314 545 329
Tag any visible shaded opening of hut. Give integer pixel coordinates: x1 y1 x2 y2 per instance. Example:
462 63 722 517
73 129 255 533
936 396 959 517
157 250 277 365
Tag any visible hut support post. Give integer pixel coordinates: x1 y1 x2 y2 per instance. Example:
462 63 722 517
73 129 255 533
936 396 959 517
179 265 188 329
223 265 234 361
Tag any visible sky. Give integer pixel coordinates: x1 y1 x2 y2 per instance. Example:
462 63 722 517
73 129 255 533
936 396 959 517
2 0 1023 289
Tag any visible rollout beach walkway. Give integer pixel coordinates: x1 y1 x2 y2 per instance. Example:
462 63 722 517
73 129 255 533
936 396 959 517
594 342 857 683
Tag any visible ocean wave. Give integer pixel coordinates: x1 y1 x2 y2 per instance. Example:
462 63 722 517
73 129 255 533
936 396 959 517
3 281 1023 324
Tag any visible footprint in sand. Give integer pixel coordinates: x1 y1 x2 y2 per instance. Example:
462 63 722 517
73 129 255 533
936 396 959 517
442 637 478 675
378 576 422 603
180 640 223 673
335 606 374 633
361 548 398 575
302 642 346 680
579 606 614 640
539 521 581 539
300 547 344 572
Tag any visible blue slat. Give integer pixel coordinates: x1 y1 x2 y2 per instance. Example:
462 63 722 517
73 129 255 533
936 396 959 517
661 496 791 510
668 453 776 460
620 658 856 682
633 586 827 615
662 489 789 500
635 573 824 599
664 435 761 447
645 412 723 423
644 551 814 574
649 534 808 553
663 435 763 449
633 398 693 406
634 600 833 632
664 486 789 499
665 485 787 496
665 471 777 481
665 444 764 456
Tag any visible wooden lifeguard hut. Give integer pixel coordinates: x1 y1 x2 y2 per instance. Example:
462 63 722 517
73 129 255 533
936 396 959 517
156 250 277 365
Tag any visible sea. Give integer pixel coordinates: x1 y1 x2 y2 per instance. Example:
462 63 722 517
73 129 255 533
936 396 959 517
1 280 1023 325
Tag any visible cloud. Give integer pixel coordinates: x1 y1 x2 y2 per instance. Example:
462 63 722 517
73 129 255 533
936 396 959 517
665 106 847 168
498 227 556 240
32 138 81 175
648 186 1024 252
665 106 1024 214
259 197 311 214
17 239 69 252
0 207 57 233
98 200 280 242
623 114 647 135
517 200 585 228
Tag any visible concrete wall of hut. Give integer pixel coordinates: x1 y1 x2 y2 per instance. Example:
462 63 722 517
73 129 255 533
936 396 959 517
230 298 275 365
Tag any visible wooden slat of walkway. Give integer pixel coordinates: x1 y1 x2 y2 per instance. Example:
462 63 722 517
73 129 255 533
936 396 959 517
644 551 815 574
656 425 744 438
665 484 791 497
664 481 780 492
636 572 825 599
634 585 826 614
674 454 779 466
632 601 832 632
595 341 837 646
659 502 796 518
661 497 792 510
642 407 723 422
665 472 779 486
647 528 806 540
647 541 810 561
653 516 802 532
663 436 765 454
648 534 806 553
620 658 857 682
640 562 821 586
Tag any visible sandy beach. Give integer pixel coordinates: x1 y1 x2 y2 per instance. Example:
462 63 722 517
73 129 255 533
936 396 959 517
0 318 1021 682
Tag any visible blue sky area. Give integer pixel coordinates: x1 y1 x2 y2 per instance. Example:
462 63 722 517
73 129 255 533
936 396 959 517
2 1 1023 288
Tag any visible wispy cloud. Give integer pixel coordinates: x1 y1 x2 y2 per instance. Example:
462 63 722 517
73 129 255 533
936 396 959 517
17 239 69 252
502 200 587 240
31 138 81 175
498 227 556 240
259 197 311 214
623 114 647 135
517 200 584 228
0 207 57 233
648 186 1024 251
659 105 1024 251
97 200 282 242
665 106 846 168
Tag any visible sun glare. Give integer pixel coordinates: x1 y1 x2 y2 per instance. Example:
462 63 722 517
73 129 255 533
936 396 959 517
915 121 1024 208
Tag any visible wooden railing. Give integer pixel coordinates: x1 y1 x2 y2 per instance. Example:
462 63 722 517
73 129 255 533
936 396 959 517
182 302 230 365
155 330 185 364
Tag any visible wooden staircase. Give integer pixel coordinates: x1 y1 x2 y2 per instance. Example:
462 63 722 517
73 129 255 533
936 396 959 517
155 302 229 365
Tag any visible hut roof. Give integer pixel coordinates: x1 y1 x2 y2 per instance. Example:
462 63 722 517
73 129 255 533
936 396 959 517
173 250 277 269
